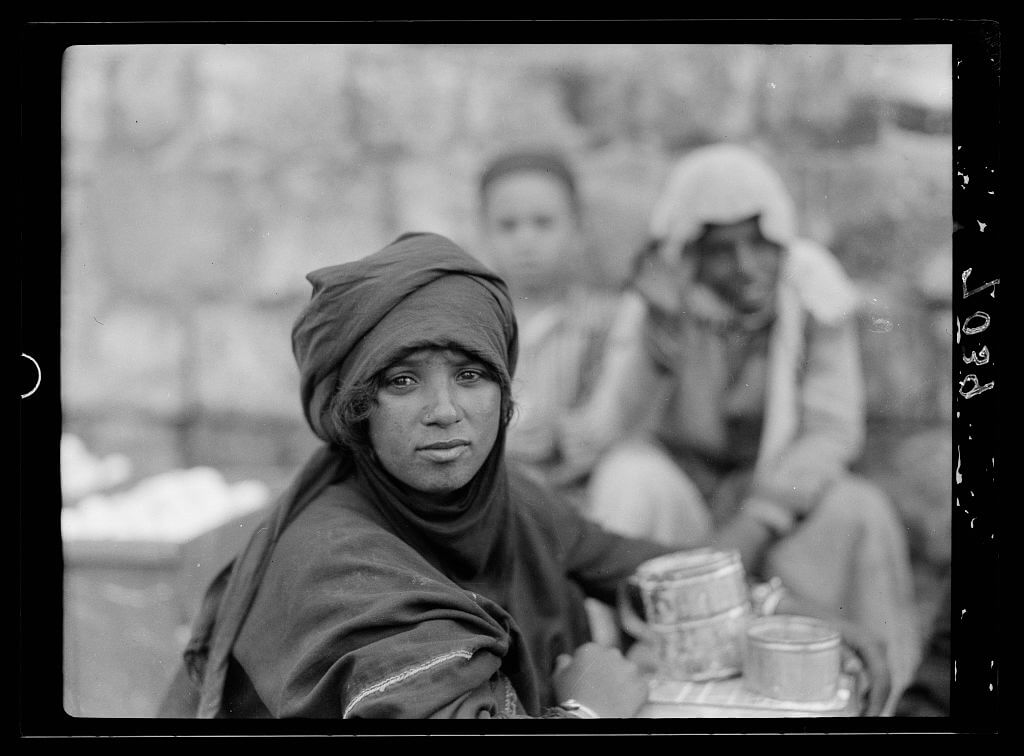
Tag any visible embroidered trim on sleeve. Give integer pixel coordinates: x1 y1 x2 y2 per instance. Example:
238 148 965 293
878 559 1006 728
342 649 474 718
500 672 522 716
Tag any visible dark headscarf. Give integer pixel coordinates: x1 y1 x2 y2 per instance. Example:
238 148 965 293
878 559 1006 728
185 232 521 718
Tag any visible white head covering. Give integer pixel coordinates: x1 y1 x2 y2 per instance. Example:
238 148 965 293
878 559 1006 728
642 143 859 327
649 143 798 258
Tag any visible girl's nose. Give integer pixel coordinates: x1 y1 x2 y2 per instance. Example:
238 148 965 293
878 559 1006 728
423 382 461 425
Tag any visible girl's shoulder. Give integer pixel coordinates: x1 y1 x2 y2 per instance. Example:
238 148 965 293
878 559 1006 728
281 481 416 559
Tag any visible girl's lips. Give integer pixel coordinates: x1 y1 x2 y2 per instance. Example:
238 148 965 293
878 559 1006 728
417 444 470 463
420 439 470 450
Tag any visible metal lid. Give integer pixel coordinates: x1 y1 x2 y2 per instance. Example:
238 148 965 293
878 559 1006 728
635 548 742 582
746 615 841 652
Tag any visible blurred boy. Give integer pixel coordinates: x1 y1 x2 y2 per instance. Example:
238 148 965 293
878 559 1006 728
477 150 618 485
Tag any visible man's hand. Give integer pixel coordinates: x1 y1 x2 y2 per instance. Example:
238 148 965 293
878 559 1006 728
837 617 893 716
552 642 650 718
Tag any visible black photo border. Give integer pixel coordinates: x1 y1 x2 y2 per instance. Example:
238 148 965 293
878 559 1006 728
17 16 1004 740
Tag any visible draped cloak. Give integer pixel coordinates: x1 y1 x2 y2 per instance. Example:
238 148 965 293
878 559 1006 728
161 232 670 719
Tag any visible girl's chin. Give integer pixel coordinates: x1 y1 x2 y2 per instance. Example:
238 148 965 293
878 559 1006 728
404 462 482 498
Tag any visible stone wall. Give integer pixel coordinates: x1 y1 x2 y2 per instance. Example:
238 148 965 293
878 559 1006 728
60 44 953 566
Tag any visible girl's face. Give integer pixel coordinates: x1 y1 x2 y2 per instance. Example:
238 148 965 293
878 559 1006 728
367 347 502 497
481 171 581 294
689 217 782 314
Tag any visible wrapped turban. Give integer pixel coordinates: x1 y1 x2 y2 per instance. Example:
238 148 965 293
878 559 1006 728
293 231 519 445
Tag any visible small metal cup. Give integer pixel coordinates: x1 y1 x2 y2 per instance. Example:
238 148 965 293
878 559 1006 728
743 615 842 702
633 549 750 681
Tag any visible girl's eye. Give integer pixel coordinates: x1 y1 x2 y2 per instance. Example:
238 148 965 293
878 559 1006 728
385 374 416 389
459 367 495 384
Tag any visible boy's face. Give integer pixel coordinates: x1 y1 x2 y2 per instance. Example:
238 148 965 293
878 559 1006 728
481 171 581 293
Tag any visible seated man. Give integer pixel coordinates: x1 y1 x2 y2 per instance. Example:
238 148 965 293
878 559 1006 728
560 143 921 712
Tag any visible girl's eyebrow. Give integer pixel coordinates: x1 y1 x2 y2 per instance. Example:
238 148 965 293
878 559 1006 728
450 353 486 366
385 350 483 371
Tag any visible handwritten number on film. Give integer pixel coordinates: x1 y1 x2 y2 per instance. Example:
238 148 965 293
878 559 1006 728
959 268 998 399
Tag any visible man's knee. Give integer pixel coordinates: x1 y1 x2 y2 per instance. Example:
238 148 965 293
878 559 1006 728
586 438 708 544
816 474 898 530
591 439 674 486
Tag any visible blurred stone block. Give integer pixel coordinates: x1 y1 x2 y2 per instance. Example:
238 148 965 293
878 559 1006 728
392 157 475 242
580 148 671 287
62 47 115 173
251 165 390 301
857 281 946 422
63 505 268 718
61 304 187 416
64 414 185 484
187 414 318 474
109 46 192 149
90 156 249 302
800 132 951 285
192 302 300 419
